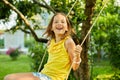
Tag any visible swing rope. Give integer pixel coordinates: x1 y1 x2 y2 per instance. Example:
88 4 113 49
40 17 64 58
65 0 109 80
37 47 47 72
67 0 78 16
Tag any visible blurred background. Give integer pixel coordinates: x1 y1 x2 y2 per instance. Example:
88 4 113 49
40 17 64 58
0 0 120 80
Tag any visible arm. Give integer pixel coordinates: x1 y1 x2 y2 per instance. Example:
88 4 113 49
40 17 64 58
65 38 82 70
47 40 50 46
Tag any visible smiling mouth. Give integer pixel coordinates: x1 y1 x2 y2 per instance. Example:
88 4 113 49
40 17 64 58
56 27 63 30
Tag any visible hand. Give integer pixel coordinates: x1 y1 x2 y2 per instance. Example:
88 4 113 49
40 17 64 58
75 45 82 56
73 45 82 64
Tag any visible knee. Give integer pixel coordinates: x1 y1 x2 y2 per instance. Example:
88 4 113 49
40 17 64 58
4 74 15 80
4 75 10 80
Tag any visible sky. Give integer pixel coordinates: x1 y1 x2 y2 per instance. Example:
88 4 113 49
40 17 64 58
0 11 17 30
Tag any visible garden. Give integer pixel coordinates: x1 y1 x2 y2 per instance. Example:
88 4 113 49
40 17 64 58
0 49 119 80
0 0 120 80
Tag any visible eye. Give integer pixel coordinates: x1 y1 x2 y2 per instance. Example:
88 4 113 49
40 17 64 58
61 20 65 23
54 21 58 23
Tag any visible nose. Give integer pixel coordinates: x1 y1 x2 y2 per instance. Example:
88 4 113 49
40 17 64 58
58 23 61 25
57 23 63 27
58 22 63 25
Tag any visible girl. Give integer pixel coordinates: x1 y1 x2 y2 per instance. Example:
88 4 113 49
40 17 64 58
4 12 82 80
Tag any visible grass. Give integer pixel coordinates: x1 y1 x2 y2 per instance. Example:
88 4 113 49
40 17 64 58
0 54 32 80
0 54 119 80
92 59 116 79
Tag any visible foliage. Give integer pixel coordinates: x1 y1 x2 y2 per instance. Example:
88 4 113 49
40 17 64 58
94 2 120 69
90 1 120 78
6 47 21 60
0 0 42 19
15 0 42 25
111 71 120 80
0 39 4 48
24 37 36 48
68 70 77 80
91 0 120 60
0 0 45 32
108 31 120 70
0 0 12 19
29 42 48 72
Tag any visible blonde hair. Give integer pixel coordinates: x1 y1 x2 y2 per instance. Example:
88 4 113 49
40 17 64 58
44 12 75 39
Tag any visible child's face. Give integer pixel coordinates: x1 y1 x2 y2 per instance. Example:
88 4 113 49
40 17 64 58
52 14 68 36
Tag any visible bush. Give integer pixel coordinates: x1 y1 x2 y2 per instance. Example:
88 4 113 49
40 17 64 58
29 42 48 72
0 39 4 48
108 32 120 69
108 30 120 80
111 71 120 80
6 47 21 60
24 37 35 48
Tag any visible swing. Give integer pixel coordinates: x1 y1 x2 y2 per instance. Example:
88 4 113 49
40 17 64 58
37 0 109 80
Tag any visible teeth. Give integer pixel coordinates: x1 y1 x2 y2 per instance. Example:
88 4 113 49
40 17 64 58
56 28 63 30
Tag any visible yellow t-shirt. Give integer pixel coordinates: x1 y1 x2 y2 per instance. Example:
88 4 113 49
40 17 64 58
41 36 71 80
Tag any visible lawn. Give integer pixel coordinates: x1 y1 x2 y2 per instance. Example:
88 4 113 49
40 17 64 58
0 54 32 80
0 54 118 80
92 59 115 79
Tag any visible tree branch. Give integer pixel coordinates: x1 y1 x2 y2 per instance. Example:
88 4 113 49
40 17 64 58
33 0 56 13
19 28 31 34
42 0 56 13
2 0 48 43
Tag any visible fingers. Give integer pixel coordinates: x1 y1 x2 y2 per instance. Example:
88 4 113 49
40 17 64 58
75 45 82 53
74 45 82 58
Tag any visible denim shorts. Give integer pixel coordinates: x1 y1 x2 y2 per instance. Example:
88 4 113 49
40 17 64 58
33 72 51 80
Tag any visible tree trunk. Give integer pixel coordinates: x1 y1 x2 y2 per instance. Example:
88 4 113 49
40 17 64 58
75 0 96 80
97 47 101 62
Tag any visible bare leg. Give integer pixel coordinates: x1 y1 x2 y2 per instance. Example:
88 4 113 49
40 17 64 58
4 72 40 80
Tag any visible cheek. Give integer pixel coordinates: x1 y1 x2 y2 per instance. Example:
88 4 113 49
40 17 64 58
64 25 68 31
51 25 55 31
